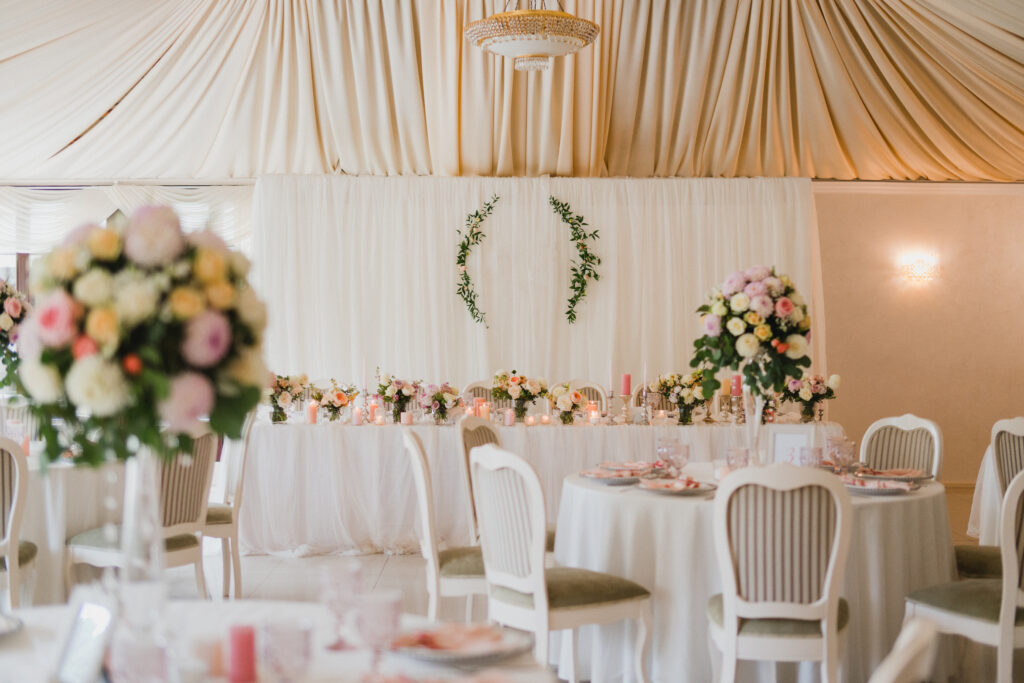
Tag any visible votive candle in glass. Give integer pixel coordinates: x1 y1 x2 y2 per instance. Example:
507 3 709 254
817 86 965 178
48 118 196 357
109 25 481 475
374 415 385 426
479 403 490 420
306 400 319 424
540 415 550 425
504 409 515 427
352 407 363 426
525 415 536 426
400 411 413 425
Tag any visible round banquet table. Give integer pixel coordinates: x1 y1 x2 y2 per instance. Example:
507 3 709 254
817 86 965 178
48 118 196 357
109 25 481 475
238 419 843 556
551 465 955 683
0 599 552 682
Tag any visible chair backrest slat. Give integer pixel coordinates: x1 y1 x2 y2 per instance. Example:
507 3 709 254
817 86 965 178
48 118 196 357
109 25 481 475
861 415 943 479
632 386 670 410
998 471 1024 622
0 448 13 538
159 433 217 533
992 418 1024 495
457 416 501 539
0 438 28 571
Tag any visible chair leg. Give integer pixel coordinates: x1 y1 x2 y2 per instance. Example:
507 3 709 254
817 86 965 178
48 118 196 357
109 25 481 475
427 589 438 622
64 554 74 599
194 554 209 599
220 538 231 598
719 642 738 683
7 562 18 610
534 625 550 668
566 628 578 683
464 593 474 623
998 638 1014 682
635 601 652 683
823 637 840 683
230 533 242 599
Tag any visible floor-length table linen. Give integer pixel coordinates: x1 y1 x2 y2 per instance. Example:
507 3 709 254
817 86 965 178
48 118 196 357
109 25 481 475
552 466 955 683
967 445 999 543
238 421 842 556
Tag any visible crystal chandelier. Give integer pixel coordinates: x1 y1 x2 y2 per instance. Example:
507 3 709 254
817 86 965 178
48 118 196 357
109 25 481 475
464 1 600 72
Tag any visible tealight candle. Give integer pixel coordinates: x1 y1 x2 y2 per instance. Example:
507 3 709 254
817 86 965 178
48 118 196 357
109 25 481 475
504 409 515 427
589 414 600 425
400 411 412 425
656 410 666 424
306 400 319 424
352 407 363 426
540 415 550 425
525 415 536 426
374 415 384 426
227 625 256 683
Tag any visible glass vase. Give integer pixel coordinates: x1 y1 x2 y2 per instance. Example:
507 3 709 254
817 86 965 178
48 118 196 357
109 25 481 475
559 410 575 425
677 407 694 425
800 404 816 423
513 400 529 421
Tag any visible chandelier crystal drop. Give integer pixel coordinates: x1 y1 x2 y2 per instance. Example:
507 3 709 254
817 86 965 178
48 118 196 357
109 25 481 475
464 1 600 72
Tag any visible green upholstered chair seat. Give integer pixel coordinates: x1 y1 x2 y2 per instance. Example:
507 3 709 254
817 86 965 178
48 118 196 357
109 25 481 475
1 540 38 570
68 526 200 553
907 578 1024 624
954 544 1002 579
492 567 649 610
205 503 234 525
707 594 850 637
438 546 484 577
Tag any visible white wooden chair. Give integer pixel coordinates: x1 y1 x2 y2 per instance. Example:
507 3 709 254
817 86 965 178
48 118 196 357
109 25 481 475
955 418 1024 581
0 398 36 442
66 432 218 598
403 430 487 621
867 618 939 683
708 463 852 683
860 414 943 479
0 438 34 608
469 444 652 681
631 385 670 410
462 381 491 402
560 380 608 412
456 415 502 541
202 411 257 598
904 468 1024 682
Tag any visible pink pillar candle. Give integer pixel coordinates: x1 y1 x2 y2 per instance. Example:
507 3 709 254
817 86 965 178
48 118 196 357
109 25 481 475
503 409 515 427
400 411 413 425
306 400 319 424
479 404 490 420
369 403 377 421
227 626 256 683
352 407 363 426
621 373 631 397
730 374 743 397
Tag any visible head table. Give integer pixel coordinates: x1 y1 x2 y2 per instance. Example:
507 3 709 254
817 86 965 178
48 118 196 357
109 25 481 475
237 419 843 556
550 464 956 683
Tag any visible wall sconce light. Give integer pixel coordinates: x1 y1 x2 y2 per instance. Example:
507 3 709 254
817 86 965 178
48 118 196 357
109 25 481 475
901 254 939 282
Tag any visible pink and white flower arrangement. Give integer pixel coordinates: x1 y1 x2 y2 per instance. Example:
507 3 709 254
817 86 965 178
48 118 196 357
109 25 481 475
0 278 30 387
692 266 812 398
270 373 309 423
377 373 422 422
492 370 548 420
782 374 839 421
315 380 359 422
17 207 268 465
421 382 460 424
548 383 585 424
650 372 708 424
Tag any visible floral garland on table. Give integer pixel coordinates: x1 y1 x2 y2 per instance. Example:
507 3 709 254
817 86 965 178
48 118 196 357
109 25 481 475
17 206 269 465
782 374 839 422
421 382 459 424
492 369 547 420
650 372 709 425
456 195 499 326
317 380 359 422
269 375 308 423
549 196 601 324
0 280 29 389
377 373 422 422
548 383 585 424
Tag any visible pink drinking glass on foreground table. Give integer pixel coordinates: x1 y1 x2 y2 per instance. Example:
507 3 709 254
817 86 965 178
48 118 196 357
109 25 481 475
228 625 256 683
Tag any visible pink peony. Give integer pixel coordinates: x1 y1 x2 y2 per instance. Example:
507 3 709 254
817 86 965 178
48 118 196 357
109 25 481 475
763 276 784 295
35 290 79 348
703 314 722 337
187 229 229 251
4 297 22 319
775 297 795 318
721 271 747 296
788 379 802 392
159 372 215 432
743 281 767 298
745 265 771 281
181 311 232 368
123 206 185 267
63 222 100 247
750 295 774 319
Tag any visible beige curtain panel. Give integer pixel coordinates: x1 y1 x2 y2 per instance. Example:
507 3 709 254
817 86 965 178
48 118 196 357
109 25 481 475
2 0 1022 181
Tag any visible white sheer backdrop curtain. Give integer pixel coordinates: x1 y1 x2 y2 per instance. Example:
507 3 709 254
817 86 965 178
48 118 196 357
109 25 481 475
252 176 825 388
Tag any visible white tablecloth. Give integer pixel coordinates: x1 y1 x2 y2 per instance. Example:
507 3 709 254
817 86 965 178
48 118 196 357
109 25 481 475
239 421 842 556
967 445 998 543
552 466 955 683
0 599 552 682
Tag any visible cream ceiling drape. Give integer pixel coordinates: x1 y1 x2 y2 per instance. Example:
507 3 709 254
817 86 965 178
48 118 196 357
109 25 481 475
2 0 1022 181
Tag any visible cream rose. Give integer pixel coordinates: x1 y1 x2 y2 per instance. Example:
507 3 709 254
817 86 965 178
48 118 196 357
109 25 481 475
729 293 750 313
65 355 130 417
225 346 269 388
556 394 574 412
726 317 746 336
827 374 841 392
85 308 120 349
711 301 728 317
169 287 205 319
784 334 809 359
87 227 122 261
735 333 760 358
508 384 523 399
20 361 63 403
0 313 12 332
235 286 267 334
114 277 160 326
753 324 772 341
73 268 114 307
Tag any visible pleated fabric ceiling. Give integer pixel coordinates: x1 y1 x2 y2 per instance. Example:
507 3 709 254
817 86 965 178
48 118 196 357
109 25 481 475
1 0 1022 181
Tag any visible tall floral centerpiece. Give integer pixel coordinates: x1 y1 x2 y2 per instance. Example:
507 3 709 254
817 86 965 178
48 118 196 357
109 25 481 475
318 380 359 422
548 384 585 424
377 373 422 422
270 374 308 423
421 383 459 424
492 370 547 420
783 374 839 422
0 280 29 389
650 372 708 425
691 266 812 457
17 206 268 465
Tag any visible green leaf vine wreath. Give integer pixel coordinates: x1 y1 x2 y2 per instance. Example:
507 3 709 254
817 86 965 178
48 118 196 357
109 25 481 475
456 194 499 326
550 195 601 324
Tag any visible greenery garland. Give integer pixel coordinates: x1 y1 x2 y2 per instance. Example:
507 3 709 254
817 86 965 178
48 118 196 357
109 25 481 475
456 195 499 326
550 196 601 324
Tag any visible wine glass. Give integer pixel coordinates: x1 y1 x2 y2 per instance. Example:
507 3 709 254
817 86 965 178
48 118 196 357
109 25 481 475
356 590 402 678
319 560 364 651
259 620 313 683
726 447 750 469
655 437 689 475
799 446 823 468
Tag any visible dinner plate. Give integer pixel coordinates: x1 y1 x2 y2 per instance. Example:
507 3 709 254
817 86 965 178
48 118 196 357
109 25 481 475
0 612 23 640
845 483 920 496
582 473 640 486
638 480 717 496
854 472 934 483
393 626 533 667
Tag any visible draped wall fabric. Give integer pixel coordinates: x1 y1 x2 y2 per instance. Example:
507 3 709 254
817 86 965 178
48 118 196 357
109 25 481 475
252 175 825 388
1 0 1023 181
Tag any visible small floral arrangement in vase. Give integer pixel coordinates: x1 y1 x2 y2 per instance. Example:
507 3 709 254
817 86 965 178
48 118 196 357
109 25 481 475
270 374 308 423
783 374 839 422
318 380 359 422
378 373 422 422
0 279 29 388
650 372 708 424
548 384 585 424
422 383 459 424
492 370 547 420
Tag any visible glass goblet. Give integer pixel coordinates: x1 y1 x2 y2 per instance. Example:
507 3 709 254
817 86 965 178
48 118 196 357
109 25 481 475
259 620 312 683
726 447 750 470
319 560 364 651
356 590 401 678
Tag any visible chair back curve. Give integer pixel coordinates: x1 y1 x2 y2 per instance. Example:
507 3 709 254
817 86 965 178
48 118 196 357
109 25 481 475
462 381 491 402
403 431 441 579
456 415 501 540
160 432 218 537
860 414 943 479
0 437 28 564
562 380 608 411
225 410 259 509
992 418 1024 495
